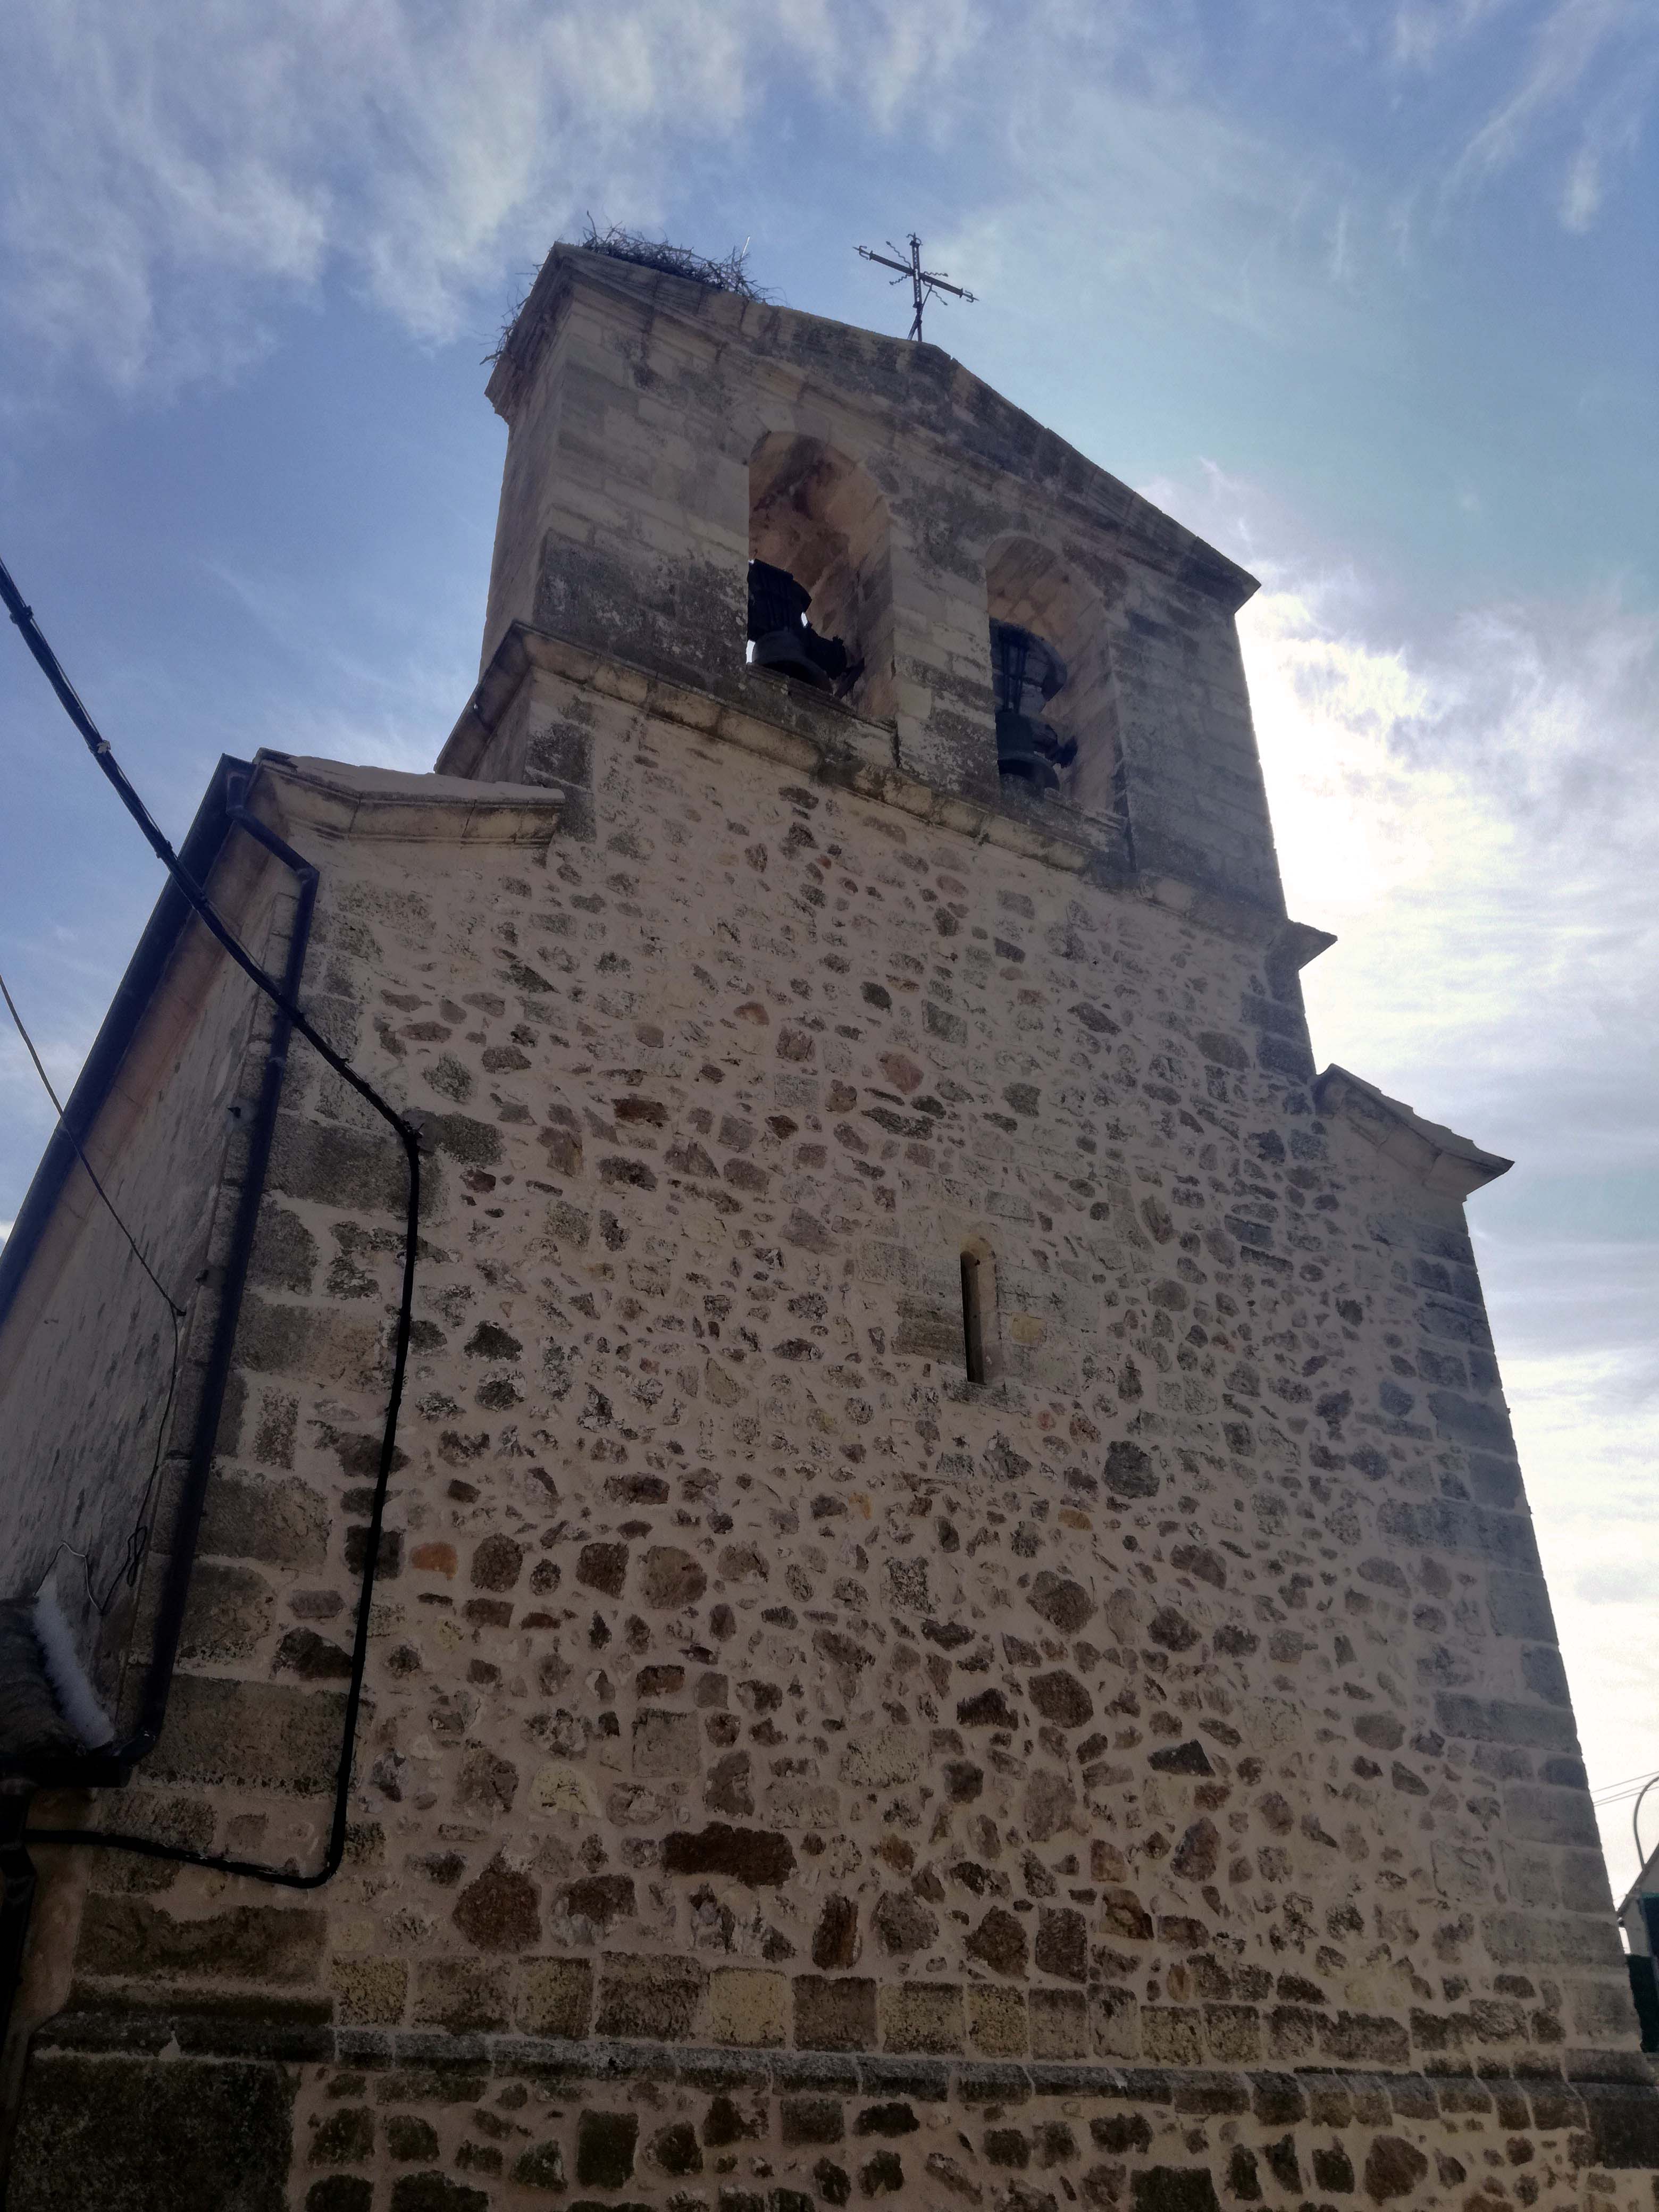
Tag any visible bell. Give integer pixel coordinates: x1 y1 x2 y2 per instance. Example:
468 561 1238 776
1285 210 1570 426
990 619 1073 785
995 707 1058 791
748 560 854 693
752 627 832 686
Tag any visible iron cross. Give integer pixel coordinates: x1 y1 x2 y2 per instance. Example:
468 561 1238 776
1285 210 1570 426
856 233 976 342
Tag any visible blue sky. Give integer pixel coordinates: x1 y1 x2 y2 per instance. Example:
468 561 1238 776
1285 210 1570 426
3 0 1657 1878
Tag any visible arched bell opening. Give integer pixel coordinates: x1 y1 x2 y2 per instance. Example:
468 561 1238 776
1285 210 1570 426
984 537 1117 815
748 434 895 721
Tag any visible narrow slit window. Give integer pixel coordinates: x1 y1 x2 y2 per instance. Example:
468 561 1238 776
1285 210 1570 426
961 1249 987 1385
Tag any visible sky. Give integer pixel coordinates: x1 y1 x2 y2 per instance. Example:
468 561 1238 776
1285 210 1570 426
1 0 1656 1886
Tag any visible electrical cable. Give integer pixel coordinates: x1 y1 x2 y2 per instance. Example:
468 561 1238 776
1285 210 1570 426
1635 1776 1659 1873
1594 1764 1659 1798
1596 1773 1659 1809
3 554 422 1891
0 968 185 1327
2 965 184 1617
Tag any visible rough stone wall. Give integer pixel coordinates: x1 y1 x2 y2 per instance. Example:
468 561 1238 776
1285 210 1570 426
12 709 1651 2208
475 251 1279 917
0 857 290 1685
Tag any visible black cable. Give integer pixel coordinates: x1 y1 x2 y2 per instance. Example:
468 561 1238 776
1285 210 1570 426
0 968 185 1325
3 554 422 1890
2 965 186 1616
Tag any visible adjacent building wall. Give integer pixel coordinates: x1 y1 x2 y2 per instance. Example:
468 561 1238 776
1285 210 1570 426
0 831 290 1691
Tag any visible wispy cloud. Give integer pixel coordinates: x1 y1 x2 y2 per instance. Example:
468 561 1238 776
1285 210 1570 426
4 0 1647 399
0 0 992 397
1162 464 1659 1881
1439 0 1658 229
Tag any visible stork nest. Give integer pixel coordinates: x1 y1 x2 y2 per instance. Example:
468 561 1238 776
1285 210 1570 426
577 220 773 300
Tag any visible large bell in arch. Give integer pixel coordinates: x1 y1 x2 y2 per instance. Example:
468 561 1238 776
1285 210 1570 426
748 560 860 694
990 618 1077 791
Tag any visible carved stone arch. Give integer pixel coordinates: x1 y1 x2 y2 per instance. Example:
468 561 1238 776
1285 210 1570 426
984 533 1120 819
747 431 896 723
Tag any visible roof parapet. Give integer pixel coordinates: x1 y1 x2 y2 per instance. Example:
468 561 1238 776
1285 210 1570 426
1313 1064 1512 1200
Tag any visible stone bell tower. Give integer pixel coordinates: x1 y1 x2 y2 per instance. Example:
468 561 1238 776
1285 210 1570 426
4 242 1654 2210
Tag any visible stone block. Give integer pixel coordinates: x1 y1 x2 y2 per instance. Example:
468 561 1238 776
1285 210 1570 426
1501 1783 1602 1848
517 1956 594 2035
969 1984 1029 2056
594 1952 705 2040
781 2097 845 2146
708 1966 789 2047
795 1976 878 2051
1487 1569 1556 1640
1435 1694 1577 1752
148 1675 350 1795
1481 1910 1621 1967
1318 2011 1409 2065
309 2106 373 2165
1141 2006 1204 2065
633 1706 702 1778
1130 2167 1221 2212
268 1113 407 1214
1028 1987 1085 2058
1426 1389 1513 1449
330 1955 409 2024
7 2051 294 2211
879 1980 963 2052
1090 1985 1141 2058
236 1293 380 1385
411 1957 510 2033
575 2110 638 2188
1585 2082 1659 2168
76 1896 325 1985
177 1561 275 1663
1522 1644 1572 1706
199 1472 329 1568
1203 2002 1261 2062
1571 1978 1644 2040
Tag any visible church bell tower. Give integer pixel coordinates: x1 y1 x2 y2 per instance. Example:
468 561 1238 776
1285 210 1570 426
3 240 1651 2211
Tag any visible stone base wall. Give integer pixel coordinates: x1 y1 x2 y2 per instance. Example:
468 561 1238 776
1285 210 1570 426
12 2029 1659 2212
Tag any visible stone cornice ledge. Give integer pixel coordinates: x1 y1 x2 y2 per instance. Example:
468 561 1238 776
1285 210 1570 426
31 2009 1659 2157
1314 1065 1512 1199
440 622 1101 880
248 750 564 848
440 623 1305 953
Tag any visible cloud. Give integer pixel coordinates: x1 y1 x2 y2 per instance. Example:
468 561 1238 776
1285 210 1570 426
1441 0 1658 229
0 0 992 395
1162 463 1659 1883
5 0 1647 402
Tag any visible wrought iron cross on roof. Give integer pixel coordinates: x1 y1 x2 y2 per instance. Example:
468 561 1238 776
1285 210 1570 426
856 232 976 342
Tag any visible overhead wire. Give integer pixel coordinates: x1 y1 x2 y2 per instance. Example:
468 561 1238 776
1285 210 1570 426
2 551 422 1889
1593 1770 1659 1805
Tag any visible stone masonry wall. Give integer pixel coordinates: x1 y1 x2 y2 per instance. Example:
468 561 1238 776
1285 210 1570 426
11 703 1652 2209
